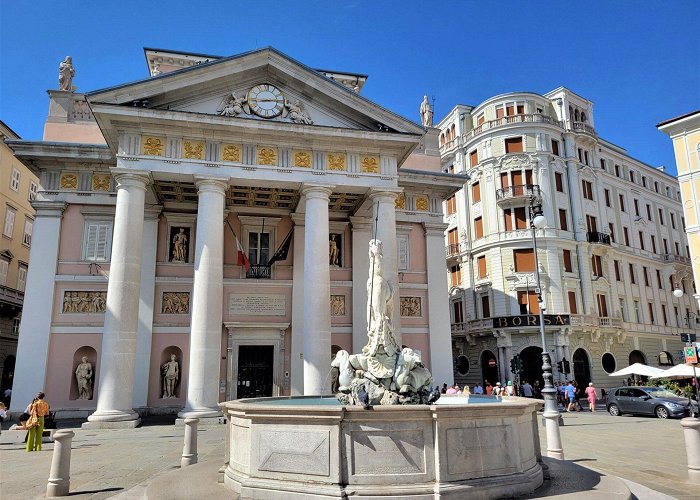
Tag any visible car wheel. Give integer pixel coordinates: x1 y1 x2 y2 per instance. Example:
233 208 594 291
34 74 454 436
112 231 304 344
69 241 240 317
655 406 669 419
608 403 621 416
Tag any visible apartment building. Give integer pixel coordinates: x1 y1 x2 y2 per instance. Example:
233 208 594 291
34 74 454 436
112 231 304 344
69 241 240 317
438 88 698 390
0 121 39 395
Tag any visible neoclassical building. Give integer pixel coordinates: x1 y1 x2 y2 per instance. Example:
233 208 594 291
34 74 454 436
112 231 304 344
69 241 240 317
8 47 460 423
438 88 698 389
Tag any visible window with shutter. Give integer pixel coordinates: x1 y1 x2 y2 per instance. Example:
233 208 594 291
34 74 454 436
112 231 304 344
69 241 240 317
514 207 527 229
474 217 483 239
17 264 27 291
472 182 481 203
513 249 535 272
563 249 573 273
477 255 487 278
469 150 478 167
10 168 20 192
83 222 113 261
568 291 578 314
3 207 16 238
0 260 8 286
505 137 523 153
481 295 490 318
503 208 513 231
29 181 38 201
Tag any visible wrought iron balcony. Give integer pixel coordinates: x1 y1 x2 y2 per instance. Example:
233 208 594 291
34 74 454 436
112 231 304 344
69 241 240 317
587 231 611 245
246 264 271 279
446 244 460 258
496 184 540 202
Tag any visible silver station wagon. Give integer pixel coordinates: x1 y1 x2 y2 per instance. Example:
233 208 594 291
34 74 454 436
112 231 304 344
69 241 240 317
606 386 696 419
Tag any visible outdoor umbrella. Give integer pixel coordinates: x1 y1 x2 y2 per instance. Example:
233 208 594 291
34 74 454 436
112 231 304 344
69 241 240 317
608 363 665 377
650 364 700 380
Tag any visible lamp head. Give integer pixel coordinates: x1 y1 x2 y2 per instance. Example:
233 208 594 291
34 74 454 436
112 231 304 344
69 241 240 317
673 288 684 298
532 214 547 229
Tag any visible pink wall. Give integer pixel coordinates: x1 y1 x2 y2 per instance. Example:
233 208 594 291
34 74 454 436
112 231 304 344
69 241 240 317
43 122 106 144
148 333 189 407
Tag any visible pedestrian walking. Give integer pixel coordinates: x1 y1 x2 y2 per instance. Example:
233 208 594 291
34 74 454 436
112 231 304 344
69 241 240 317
506 381 515 396
585 382 597 412
26 392 49 452
565 381 577 412
522 381 533 398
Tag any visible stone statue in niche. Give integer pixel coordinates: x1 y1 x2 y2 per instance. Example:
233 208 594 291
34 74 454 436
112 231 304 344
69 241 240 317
58 56 75 91
217 91 247 117
170 227 189 262
329 234 341 266
162 354 180 398
75 356 93 400
284 99 313 125
420 95 433 127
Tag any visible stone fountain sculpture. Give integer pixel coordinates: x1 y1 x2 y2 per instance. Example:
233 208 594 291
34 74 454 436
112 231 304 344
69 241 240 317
332 239 435 406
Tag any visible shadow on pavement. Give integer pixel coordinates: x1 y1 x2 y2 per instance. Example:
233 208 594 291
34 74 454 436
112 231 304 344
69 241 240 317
523 457 621 498
68 487 123 496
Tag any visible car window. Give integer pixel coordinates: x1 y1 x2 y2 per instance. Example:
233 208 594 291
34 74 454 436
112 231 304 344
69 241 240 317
629 389 647 398
617 388 630 397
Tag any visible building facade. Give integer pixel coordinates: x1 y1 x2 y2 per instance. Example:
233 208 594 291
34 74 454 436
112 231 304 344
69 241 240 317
9 48 460 421
438 88 699 390
658 111 700 314
0 121 38 396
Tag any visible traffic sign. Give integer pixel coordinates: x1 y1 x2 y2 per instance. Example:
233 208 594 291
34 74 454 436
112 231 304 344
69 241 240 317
488 359 497 368
685 346 698 364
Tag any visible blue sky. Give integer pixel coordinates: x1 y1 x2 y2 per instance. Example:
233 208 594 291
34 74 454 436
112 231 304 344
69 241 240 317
1 1 698 174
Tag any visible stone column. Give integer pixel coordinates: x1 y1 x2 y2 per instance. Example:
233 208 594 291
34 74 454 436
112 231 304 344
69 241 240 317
369 190 402 346
302 185 333 395
179 177 228 419
86 171 149 427
46 429 75 496
133 207 161 409
351 217 372 354
682 418 700 483
10 202 65 414
181 418 199 467
290 213 305 395
424 222 453 385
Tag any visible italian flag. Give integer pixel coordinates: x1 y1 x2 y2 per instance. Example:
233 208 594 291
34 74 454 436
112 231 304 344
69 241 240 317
236 237 251 271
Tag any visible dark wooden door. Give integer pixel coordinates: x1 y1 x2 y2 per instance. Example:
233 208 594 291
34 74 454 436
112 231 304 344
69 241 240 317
237 345 274 399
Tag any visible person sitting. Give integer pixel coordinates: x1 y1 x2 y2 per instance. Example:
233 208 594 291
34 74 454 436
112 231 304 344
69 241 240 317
446 385 460 395
462 384 471 395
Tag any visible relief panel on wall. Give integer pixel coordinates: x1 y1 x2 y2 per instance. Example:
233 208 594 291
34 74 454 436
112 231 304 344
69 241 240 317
330 295 346 316
162 292 190 314
62 291 107 313
400 297 422 317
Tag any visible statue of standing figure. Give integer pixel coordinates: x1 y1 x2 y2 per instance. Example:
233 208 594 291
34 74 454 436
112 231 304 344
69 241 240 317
172 228 188 262
420 95 433 127
59 56 75 91
75 356 93 400
162 354 179 398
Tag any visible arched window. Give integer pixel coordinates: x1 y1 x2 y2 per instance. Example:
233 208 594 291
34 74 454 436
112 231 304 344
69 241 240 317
440 134 445 145
574 109 580 122
659 351 674 366
580 112 587 123
629 350 646 365
450 124 456 140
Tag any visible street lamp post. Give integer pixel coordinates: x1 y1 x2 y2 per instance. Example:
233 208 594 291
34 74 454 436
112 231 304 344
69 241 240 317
672 288 699 417
529 197 564 459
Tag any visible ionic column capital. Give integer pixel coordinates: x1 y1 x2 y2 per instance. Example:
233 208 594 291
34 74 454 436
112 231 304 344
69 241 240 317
301 184 334 201
369 188 401 204
112 169 150 190
194 176 229 194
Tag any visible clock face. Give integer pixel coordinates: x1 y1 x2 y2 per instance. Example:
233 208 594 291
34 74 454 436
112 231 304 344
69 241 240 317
247 84 285 118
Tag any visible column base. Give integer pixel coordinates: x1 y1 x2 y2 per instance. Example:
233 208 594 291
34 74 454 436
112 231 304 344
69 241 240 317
83 409 141 429
177 407 222 420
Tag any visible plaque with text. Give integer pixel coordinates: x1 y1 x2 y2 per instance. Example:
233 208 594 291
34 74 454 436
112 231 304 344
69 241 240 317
229 294 286 316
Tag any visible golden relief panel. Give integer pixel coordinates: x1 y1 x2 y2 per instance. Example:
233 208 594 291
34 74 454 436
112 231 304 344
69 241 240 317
60 173 78 190
182 140 204 160
162 292 190 314
415 196 429 211
221 144 242 162
330 295 346 316
142 136 165 156
327 153 346 171
62 291 107 313
395 193 406 209
257 146 278 166
293 150 312 168
400 297 422 317
360 155 380 174
92 174 111 192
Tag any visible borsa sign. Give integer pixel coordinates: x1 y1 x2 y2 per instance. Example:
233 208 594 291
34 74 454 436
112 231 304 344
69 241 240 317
492 315 571 328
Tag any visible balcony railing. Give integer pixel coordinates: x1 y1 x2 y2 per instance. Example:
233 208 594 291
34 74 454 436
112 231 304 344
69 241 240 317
587 231 611 245
446 244 460 258
571 121 596 136
663 253 691 265
0 284 24 307
246 264 271 279
598 316 622 328
496 184 540 201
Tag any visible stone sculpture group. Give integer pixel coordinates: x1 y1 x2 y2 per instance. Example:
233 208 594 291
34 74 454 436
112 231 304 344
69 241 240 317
332 239 434 406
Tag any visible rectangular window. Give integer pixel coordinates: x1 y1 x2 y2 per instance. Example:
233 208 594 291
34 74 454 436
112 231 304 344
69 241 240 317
83 221 113 261
496 106 505 119
614 260 621 281
513 248 535 272
17 264 27 292
506 104 515 116
481 295 490 318
248 231 270 266
582 180 593 200
568 291 578 314
615 164 621 177
474 217 483 239
656 269 662 289
551 139 560 156
597 294 608 317
0 259 7 286
22 218 33 246
505 137 523 153
514 207 527 229
629 263 636 284
651 235 657 253
453 301 464 323
671 212 676 229
646 204 652 221
642 176 647 188
662 304 668 325
477 114 485 126
608 223 615 242
643 266 650 287
472 182 481 203
446 195 457 215
592 254 603 277
448 228 459 248
638 231 645 250
623 227 630 246
586 215 598 233
584 151 589 165
634 301 641 323
604 189 611 207
663 238 669 254
648 303 655 324
577 148 583 162
630 170 636 183
675 242 681 255
503 208 513 231
658 208 665 225
600 158 606 171
654 181 659 193
500 172 510 189
3 206 16 238
555 172 564 192
563 249 573 273
477 255 487 279
559 209 568 231
29 181 38 202
619 194 626 212
470 150 478 168
620 298 627 321
10 168 20 192
518 290 539 314
450 265 461 287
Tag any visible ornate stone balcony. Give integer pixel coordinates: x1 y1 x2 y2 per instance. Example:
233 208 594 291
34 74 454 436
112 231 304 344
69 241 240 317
663 253 691 265
0 284 24 308
445 243 461 258
570 121 596 136
496 184 540 204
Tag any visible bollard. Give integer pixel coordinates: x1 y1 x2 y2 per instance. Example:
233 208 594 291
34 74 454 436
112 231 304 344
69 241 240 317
181 417 199 467
46 429 75 496
682 418 700 483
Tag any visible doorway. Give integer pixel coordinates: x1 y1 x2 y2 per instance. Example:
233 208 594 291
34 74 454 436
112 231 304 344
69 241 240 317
481 350 498 386
237 345 274 399
520 346 544 387
572 348 591 388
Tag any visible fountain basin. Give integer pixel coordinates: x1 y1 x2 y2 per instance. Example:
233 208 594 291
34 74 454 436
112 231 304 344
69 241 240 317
220 396 543 499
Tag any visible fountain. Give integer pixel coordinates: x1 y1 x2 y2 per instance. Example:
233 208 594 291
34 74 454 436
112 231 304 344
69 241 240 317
220 239 544 499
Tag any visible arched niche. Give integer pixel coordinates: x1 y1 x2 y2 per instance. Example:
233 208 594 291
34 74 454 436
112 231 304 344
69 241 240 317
160 346 183 400
70 346 97 401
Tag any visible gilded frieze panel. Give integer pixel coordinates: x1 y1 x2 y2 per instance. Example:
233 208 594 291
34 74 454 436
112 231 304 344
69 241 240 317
330 295 346 316
221 144 242 162
292 150 312 168
142 136 165 156
182 140 205 160
415 196 429 211
395 193 406 210
257 146 278 166
360 155 379 174
327 153 346 171
60 173 78 190
92 174 111 192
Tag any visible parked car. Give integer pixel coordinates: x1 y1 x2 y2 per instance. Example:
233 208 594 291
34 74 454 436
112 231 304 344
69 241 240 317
606 386 696 419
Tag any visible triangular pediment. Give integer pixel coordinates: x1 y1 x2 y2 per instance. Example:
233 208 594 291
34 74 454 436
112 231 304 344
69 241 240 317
87 47 423 135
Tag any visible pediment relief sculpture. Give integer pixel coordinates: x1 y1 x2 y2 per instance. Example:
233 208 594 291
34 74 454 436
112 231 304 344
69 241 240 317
216 84 314 125
498 153 536 171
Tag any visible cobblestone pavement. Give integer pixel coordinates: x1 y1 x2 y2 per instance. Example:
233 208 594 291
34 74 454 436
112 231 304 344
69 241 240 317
0 410 696 499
